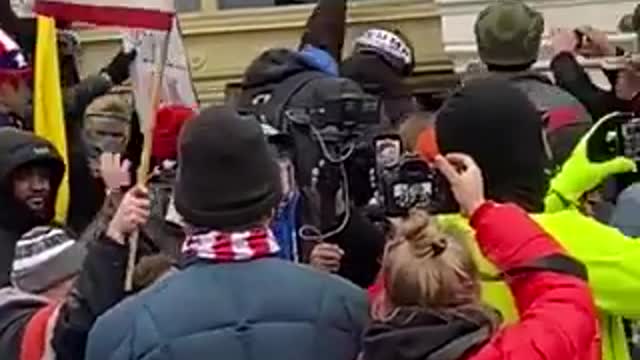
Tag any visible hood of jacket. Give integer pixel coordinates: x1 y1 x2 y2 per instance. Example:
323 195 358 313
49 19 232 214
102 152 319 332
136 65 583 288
242 48 317 89
0 128 65 287
436 78 549 212
363 308 494 360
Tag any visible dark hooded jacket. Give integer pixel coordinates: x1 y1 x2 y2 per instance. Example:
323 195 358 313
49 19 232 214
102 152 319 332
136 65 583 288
363 308 495 360
436 78 550 213
240 50 386 288
0 128 66 287
0 128 129 360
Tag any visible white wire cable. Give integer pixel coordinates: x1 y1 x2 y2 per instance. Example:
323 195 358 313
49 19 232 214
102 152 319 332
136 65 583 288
298 124 355 243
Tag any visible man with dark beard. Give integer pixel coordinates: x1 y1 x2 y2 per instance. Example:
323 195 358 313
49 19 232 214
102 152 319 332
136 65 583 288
0 128 135 360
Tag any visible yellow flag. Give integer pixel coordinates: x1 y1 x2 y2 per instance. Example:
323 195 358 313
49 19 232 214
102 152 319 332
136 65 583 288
34 16 69 224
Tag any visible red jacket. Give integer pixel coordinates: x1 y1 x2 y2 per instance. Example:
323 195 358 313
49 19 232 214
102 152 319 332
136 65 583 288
369 203 600 360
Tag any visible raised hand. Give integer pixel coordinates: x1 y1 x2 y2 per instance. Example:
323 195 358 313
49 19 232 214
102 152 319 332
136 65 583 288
434 154 486 217
100 153 131 192
309 242 344 273
106 186 150 244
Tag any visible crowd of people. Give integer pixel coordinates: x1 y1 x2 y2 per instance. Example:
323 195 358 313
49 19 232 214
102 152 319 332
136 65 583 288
1 0 640 359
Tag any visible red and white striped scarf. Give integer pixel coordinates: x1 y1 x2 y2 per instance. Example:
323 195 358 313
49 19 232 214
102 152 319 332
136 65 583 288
182 226 280 263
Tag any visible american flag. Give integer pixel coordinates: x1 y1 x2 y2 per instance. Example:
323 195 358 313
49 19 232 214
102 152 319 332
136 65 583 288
0 29 30 75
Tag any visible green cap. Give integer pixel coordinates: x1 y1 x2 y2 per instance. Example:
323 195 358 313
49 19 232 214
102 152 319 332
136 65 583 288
475 0 544 66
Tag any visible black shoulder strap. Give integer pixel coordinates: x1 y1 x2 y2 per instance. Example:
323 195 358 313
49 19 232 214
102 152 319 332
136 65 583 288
266 71 327 129
504 253 588 281
241 71 326 130
481 254 588 282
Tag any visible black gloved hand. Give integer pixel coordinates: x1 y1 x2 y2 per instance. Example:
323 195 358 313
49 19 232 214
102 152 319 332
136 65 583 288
103 49 137 85
298 0 346 62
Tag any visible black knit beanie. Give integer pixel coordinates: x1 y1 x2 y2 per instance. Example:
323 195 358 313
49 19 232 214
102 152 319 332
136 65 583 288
436 78 549 212
174 106 283 230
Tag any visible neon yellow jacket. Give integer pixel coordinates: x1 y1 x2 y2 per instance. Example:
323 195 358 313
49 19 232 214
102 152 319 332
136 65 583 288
443 210 640 360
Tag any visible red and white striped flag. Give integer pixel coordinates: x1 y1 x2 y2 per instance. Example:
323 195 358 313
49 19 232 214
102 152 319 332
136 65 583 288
34 0 174 30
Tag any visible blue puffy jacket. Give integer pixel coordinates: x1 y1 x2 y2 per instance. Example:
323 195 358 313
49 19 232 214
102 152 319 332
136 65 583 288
86 257 368 360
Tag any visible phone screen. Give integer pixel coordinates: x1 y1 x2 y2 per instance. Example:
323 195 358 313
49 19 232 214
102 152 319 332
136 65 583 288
375 137 402 169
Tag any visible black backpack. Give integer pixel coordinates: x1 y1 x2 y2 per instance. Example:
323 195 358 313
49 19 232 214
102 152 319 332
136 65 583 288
238 70 327 131
238 69 368 189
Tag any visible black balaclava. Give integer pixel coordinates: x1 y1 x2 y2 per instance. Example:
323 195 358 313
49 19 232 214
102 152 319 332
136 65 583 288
436 78 549 212
0 128 64 287
342 53 417 126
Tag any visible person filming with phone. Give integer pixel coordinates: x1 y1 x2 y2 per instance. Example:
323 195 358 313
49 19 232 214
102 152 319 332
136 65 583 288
363 152 598 360
371 76 640 360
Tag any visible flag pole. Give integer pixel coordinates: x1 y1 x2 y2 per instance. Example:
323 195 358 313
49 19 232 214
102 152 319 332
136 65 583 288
125 26 172 292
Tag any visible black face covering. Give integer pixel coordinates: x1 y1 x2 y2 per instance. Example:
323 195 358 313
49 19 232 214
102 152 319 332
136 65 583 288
436 78 549 213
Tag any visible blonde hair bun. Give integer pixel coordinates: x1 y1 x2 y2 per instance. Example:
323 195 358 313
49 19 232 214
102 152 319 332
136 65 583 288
383 209 479 310
394 210 448 259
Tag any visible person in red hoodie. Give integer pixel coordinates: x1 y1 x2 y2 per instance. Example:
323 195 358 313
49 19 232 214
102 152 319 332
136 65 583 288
362 153 598 360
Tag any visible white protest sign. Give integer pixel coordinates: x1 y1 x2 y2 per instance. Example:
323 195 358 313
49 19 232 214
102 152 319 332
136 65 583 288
122 17 199 128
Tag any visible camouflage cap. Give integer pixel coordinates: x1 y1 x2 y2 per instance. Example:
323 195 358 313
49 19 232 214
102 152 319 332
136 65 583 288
475 0 544 66
85 93 133 123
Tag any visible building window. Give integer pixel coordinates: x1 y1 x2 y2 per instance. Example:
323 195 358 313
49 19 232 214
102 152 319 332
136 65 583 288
177 0 202 12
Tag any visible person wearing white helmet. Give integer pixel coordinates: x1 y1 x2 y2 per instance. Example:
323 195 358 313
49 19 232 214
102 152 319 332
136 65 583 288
0 27 30 129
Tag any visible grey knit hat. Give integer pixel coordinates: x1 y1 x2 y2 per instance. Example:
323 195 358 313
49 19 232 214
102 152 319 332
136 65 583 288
12 226 86 293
